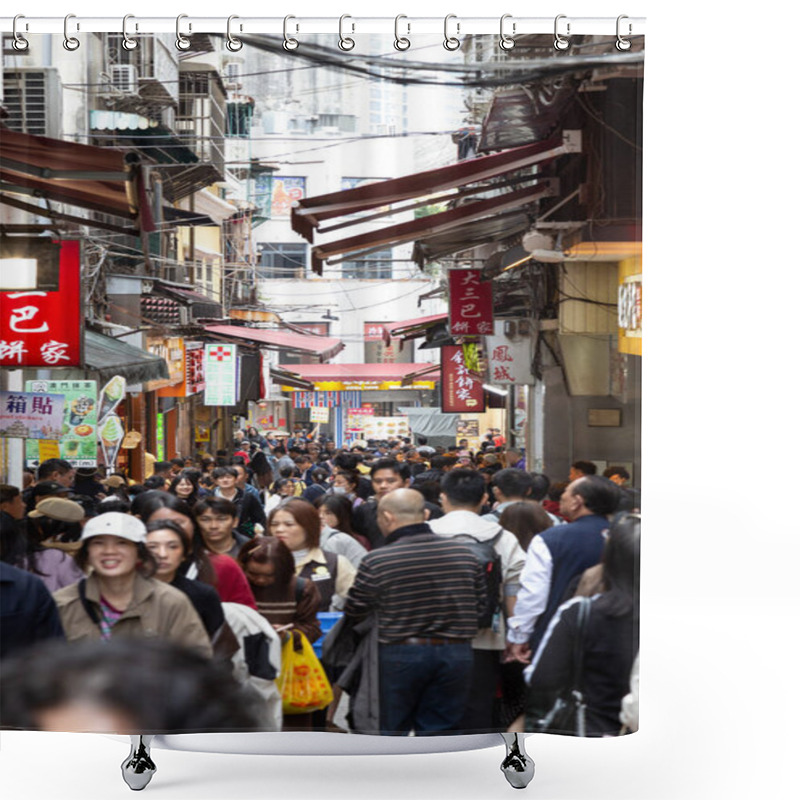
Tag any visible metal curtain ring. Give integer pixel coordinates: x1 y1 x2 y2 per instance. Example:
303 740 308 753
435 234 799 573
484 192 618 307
121 14 138 50
176 14 191 51
339 15 355 51
12 14 29 51
616 15 632 51
443 14 460 51
554 14 570 51
226 15 243 51
499 13 515 51
283 15 299 51
394 15 410 51
63 14 80 50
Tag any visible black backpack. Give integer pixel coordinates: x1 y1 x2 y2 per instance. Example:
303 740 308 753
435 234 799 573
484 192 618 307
455 530 505 629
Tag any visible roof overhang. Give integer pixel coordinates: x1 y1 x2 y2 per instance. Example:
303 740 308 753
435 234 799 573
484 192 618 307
204 324 344 361
0 127 153 232
291 132 580 275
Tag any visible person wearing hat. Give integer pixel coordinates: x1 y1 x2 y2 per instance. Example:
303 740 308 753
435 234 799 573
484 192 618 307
52 512 213 658
72 467 107 501
27 496 86 557
23 480 72 514
2 493 85 594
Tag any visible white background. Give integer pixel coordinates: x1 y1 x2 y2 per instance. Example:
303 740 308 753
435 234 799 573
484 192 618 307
3 1 799 798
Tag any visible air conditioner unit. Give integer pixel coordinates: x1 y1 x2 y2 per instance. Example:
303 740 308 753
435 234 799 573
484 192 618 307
2 68 63 139
110 64 138 94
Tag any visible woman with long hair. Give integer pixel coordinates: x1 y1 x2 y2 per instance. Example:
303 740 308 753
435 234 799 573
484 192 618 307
167 470 202 507
498 500 554 553
522 513 641 736
268 499 356 612
144 519 228 650
52 512 212 657
131 491 256 610
315 494 370 564
237 536 322 643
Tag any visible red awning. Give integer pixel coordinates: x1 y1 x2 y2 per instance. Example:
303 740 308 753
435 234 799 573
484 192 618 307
0 128 153 231
291 132 581 275
286 363 440 383
204 325 344 361
384 313 448 342
292 133 574 241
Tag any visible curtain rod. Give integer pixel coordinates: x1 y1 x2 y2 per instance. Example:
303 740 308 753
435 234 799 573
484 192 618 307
2 15 646 38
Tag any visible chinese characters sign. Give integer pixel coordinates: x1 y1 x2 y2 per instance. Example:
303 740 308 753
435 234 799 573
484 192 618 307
448 268 493 336
24 380 98 467
204 344 239 406
441 345 485 413
0 391 65 439
0 240 82 368
485 323 533 385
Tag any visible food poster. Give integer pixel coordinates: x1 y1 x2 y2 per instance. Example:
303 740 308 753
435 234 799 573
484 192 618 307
98 375 126 424
25 380 98 468
99 413 125 470
361 416 410 441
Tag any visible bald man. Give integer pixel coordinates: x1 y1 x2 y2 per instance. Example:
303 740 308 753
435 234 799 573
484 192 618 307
344 488 488 735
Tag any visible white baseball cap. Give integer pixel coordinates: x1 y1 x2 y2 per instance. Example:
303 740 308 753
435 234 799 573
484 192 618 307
80 512 146 544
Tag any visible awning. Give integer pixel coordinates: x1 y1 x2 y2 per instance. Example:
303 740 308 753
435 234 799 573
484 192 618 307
312 183 556 274
383 314 448 343
84 330 169 384
412 209 533 268
204 324 344 361
269 366 314 391
0 128 152 231
293 134 573 239
155 282 223 320
292 133 579 275
286 363 440 383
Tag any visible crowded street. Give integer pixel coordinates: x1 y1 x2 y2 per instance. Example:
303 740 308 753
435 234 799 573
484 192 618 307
1 21 641 756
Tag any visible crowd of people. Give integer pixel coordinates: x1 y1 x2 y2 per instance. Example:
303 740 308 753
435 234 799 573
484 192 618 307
0 428 640 738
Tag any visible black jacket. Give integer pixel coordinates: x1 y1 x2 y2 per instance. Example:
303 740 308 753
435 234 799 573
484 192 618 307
525 594 638 736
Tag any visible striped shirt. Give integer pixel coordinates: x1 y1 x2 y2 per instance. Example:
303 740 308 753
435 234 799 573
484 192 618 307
344 522 487 644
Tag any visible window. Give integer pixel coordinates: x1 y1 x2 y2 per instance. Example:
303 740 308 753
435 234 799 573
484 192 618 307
257 243 308 279
341 249 393 280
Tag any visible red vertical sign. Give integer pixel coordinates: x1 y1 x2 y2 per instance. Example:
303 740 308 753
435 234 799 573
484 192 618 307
0 240 82 368
441 345 485 413
449 268 494 336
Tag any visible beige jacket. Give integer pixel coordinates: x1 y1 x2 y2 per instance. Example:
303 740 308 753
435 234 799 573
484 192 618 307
294 547 356 611
53 572 213 658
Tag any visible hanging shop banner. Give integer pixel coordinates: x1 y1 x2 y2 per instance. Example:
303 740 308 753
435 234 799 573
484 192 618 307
345 407 374 436
448 268 494 336
441 345 485 413
97 375 126 424
485 323 533 385
158 340 205 398
204 343 239 406
98 412 125 470
0 240 82 368
0 391 66 439
309 406 330 423
259 353 273 399
24 379 98 467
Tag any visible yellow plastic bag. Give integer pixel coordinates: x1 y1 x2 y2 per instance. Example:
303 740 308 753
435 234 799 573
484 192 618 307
278 630 333 715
